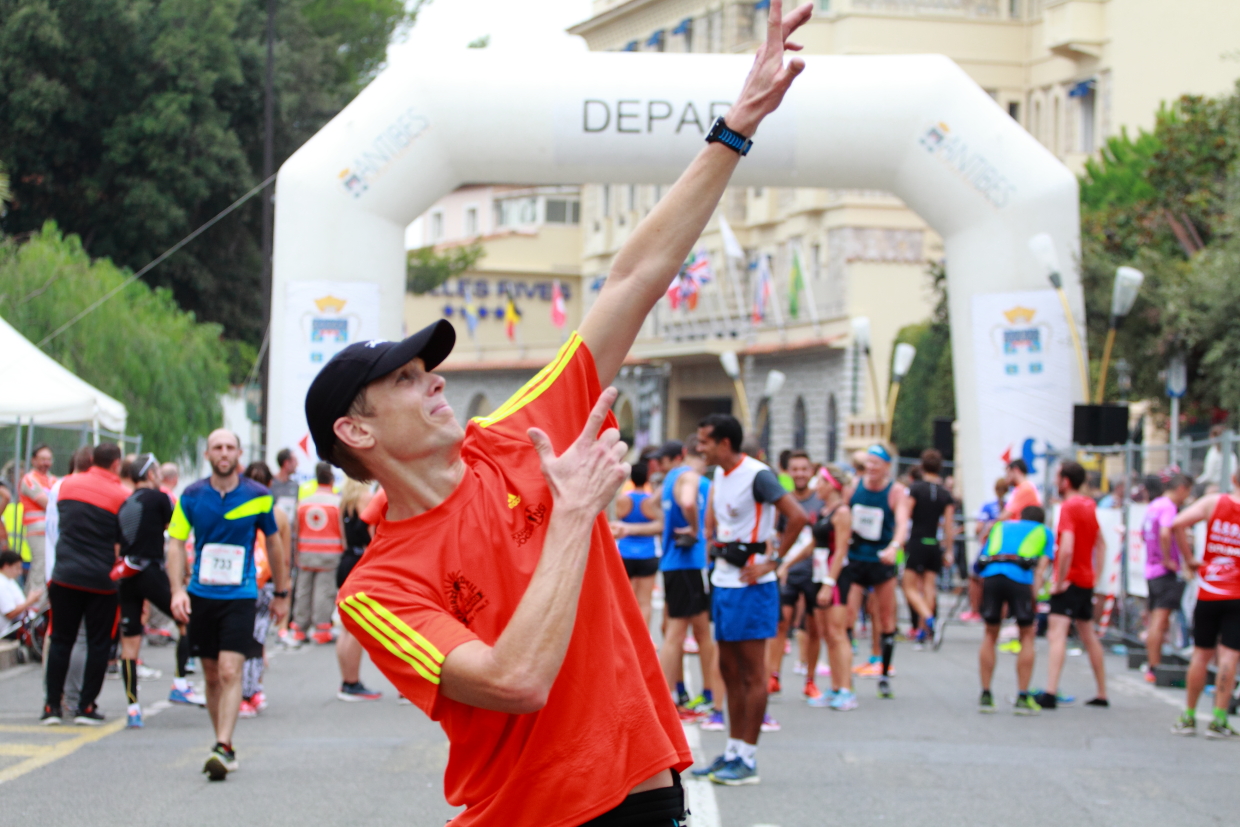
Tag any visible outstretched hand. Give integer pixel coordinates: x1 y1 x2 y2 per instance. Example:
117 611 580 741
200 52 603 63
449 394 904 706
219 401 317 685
528 387 631 521
726 0 813 136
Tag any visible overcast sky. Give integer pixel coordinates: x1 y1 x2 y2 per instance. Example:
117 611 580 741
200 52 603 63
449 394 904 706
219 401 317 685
388 0 594 67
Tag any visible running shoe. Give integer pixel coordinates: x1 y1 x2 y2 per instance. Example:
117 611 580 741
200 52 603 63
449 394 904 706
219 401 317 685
1030 689 1075 706
1013 693 1041 716
760 713 781 732
1205 720 1237 740
685 694 712 712
958 610 982 622
1033 692 1057 710
700 710 725 731
979 690 995 714
691 754 729 777
1171 712 1196 736
998 640 1022 654
169 684 207 706
1085 698 1110 708
678 706 707 723
203 744 237 780
768 674 781 694
337 682 383 702
252 690 268 711
1144 670 1157 684
816 663 832 677
127 705 143 729
793 661 808 676
803 681 823 701
683 634 699 654
137 664 162 680
238 698 258 719
40 705 62 726
830 688 858 711
854 662 883 678
74 705 106 726
185 657 198 674
676 690 691 708
710 758 759 786
877 679 893 700
807 689 835 709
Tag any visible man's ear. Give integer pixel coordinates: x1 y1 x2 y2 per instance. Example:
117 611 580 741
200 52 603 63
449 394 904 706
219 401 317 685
333 416 375 452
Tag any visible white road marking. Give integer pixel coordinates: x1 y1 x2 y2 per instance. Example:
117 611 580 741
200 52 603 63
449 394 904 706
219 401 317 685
1111 673 1184 709
681 722 721 827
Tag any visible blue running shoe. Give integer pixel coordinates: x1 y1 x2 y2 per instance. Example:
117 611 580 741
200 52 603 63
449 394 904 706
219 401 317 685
709 757 759 786
700 710 725 731
691 754 729 777
830 688 859 710
127 705 143 729
808 689 836 708
169 685 207 706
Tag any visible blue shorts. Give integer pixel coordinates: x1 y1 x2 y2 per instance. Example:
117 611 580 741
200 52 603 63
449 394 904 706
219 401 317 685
712 581 780 642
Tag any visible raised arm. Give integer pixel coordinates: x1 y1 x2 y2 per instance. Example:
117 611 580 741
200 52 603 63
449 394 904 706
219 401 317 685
436 389 631 714
579 1 812 385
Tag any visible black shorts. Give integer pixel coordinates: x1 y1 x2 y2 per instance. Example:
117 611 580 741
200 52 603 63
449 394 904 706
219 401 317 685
905 540 943 575
1049 583 1094 621
1147 573 1185 612
336 550 363 590
841 559 896 595
663 568 710 619
623 557 659 579
780 563 821 608
981 575 1035 627
118 563 173 638
1193 599 1240 651
188 594 258 659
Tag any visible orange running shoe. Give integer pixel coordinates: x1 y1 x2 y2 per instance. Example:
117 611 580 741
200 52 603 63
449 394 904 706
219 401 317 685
768 674 781 695
803 681 823 700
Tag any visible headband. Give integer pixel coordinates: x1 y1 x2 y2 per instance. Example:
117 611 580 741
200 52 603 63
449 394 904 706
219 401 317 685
867 444 892 463
819 466 843 492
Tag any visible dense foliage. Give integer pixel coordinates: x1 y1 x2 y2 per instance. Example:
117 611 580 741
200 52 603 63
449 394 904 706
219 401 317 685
0 223 231 460
890 261 954 455
0 0 424 345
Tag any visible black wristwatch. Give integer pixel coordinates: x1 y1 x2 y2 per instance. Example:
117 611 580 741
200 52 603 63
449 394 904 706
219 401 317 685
273 590 290 598
705 117 753 156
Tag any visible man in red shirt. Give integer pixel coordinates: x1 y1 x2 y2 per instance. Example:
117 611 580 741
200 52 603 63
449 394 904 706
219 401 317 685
999 458 1041 521
305 6 811 824
1036 460 1109 709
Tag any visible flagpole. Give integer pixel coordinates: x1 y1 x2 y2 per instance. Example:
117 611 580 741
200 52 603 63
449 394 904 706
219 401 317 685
796 242 822 335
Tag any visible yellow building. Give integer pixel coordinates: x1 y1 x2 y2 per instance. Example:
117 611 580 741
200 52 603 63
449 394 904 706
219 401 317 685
566 0 1240 463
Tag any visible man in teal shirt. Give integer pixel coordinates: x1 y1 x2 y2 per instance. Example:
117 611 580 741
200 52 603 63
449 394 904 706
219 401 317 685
976 505 1053 715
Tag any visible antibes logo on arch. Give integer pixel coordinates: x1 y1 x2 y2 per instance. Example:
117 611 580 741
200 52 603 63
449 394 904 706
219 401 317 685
338 107 431 199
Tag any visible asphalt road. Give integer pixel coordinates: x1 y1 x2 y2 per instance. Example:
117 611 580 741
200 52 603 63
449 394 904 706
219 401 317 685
0 616 1233 826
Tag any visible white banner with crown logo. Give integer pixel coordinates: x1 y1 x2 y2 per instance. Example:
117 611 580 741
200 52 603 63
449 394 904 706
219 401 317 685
970 289 1075 499
282 281 381 472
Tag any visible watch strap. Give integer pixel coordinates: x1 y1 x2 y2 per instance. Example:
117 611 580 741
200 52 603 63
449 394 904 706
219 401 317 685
706 117 753 156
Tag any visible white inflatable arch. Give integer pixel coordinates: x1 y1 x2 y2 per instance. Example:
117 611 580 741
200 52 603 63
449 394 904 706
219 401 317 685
271 51 1084 515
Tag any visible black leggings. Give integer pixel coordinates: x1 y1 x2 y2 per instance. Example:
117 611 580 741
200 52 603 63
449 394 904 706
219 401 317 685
45 583 118 713
119 563 189 679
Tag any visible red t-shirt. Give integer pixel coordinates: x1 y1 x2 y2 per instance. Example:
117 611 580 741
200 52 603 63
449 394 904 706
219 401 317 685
1199 494 1240 601
338 333 691 827
359 487 387 526
1057 494 1100 589
1003 480 1041 519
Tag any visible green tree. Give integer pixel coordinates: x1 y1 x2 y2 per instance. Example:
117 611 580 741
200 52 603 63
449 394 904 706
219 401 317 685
0 222 231 460
406 243 485 295
890 260 955 455
0 0 424 345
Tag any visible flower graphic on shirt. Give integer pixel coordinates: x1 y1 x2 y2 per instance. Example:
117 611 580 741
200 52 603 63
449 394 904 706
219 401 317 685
511 502 548 546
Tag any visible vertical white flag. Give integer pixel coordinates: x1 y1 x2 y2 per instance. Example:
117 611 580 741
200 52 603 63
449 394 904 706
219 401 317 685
718 213 745 261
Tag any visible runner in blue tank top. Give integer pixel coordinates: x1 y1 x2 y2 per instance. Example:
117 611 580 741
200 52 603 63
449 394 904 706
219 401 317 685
842 444 909 700
655 439 719 723
610 462 663 629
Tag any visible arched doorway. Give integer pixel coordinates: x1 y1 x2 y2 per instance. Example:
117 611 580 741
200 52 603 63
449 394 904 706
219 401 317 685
826 393 838 464
793 396 807 450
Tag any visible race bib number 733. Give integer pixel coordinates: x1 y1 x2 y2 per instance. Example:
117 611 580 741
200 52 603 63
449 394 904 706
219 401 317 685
198 543 245 586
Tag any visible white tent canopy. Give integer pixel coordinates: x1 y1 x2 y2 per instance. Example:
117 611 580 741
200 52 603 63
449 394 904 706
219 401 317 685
0 315 127 432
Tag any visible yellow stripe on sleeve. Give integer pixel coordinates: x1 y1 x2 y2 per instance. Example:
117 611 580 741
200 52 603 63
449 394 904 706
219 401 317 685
342 595 442 673
168 501 191 541
474 333 582 428
353 593 445 662
339 600 440 685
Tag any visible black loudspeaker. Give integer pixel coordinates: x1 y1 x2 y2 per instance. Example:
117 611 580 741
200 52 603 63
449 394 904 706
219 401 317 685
1073 404 1130 446
933 418 955 461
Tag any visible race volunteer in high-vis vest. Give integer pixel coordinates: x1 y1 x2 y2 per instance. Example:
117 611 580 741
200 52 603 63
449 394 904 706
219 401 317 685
294 463 345 645
20 444 56 594
167 429 290 780
975 505 1054 715
1170 468 1240 739
307 5 812 821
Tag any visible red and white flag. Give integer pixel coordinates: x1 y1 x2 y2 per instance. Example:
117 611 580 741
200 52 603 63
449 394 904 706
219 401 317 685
550 280 567 328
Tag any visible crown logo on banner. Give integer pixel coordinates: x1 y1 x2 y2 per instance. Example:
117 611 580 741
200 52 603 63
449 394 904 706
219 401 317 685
1003 306 1036 324
315 295 347 313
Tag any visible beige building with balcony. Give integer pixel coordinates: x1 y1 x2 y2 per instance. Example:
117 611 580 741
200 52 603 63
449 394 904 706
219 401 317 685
566 0 1240 465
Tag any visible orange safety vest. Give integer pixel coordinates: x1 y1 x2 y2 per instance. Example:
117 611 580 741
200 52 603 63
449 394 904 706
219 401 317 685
20 469 55 533
297 486 344 556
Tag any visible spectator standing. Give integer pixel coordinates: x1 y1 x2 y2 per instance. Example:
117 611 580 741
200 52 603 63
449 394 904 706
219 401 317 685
20 444 56 595
293 463 344 645
1141 474 1193 679
334 479 382 701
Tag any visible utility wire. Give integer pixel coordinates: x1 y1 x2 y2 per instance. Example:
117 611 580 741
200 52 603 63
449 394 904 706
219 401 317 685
37 173 278 349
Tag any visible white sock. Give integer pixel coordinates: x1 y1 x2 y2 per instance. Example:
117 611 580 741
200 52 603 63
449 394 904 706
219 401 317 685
173 678 189 692
738 741 757 769
127 703 141 715
724 738 742 761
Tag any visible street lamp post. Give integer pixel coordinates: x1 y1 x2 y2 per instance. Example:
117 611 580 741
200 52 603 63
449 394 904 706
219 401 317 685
1095 266 1144 403
1029 233 1090 401
1166 353 1187 468
851 317 882 429
886 342 917 438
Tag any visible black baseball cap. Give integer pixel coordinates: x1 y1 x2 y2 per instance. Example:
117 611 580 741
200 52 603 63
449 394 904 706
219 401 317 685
657 440 684 460
304 320 456 463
